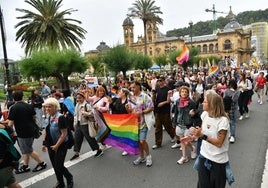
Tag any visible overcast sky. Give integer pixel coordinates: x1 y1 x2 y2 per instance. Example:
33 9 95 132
0 0 267 60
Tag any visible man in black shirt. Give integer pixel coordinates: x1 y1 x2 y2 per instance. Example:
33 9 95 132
152 76 175 149
8 91 47 174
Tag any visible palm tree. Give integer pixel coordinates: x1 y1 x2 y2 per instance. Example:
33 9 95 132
15 0 87 56
128 0 163 55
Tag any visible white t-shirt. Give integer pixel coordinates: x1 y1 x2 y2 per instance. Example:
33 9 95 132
200 111 230 163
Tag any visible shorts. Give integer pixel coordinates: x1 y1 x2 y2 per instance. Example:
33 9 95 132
257 87 264 95
139 126 148 141
175 126 191 137
17 137 34 154
0 166 16 187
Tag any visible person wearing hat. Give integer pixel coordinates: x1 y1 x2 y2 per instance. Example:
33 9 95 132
170 80 184 149
152 76 175 150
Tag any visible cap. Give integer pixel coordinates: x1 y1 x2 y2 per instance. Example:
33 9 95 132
174 81 183 87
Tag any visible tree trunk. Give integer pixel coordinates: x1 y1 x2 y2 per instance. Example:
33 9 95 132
143 21 147 55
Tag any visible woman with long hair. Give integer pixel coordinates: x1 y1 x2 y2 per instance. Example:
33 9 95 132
237 73 252 120
190 90 232 188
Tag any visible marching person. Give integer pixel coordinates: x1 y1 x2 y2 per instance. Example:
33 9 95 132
152 76 175 150
190 90 232 188
42 98 73 188
8 91 47 174
70 92 103 160
129 81 154 167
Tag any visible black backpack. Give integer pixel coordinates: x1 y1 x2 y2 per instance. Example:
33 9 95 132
223 95 233 112
59 115 74 149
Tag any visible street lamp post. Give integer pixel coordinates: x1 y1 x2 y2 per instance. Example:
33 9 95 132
189 20 193 47
0 6 12 102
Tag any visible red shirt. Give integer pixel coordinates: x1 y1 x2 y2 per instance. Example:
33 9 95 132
256 77 266 88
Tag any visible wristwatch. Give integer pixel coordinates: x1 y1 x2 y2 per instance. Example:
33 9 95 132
201 134 208 140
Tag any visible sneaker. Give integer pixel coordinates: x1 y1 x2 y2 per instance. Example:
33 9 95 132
152 144 161 150
245 113 249 118
32 162 47 172
260 101 263 105
258 99 260 103
70 154 79 161
121 151 128 156
177 156 189 165
94 150 103 157
239 116 243 120
170 137 176 143
146 155 152 167
99 143 107 150
191 146 197 159
15 165 31 174
171 143 181 149
133 156 146 165
229 136 235 143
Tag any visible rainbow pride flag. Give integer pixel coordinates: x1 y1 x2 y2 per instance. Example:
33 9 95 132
103 113 139 155
176 44 189 65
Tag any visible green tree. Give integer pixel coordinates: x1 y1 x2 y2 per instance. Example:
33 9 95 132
133 53 152 70
103 45 133 78
19 49 87 90
87 55 106 77
153 54 167 68
15 0 87 56
128 0 163 55
168 50 181 66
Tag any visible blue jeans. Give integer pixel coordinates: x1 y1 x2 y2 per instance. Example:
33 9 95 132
34 107 44 128
230 119 236 137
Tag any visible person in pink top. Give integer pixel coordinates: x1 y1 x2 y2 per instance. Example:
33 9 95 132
87 86 110 113
217 76 227 97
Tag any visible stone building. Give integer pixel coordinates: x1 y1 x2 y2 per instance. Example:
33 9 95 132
122 10 254 67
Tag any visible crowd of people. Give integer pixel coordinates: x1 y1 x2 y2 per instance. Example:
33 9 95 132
0 67 267 187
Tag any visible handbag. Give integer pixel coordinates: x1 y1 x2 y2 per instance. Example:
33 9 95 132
88 121 99 137
144 111 155 130
33 122 42 139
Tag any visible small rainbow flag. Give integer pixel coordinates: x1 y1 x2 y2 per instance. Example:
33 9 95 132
176 44 190 65
208 65 220 76
103 113 139 155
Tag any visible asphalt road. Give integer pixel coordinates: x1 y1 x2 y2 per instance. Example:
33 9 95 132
11 94 268 188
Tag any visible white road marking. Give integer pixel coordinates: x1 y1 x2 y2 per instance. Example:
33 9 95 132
19 148 108 187
261 146 268 188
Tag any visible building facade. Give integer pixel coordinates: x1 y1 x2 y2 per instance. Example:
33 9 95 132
122 12 254 67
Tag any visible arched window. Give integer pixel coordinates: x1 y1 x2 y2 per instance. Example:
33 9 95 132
215 43 218 51
224 39 232 50
203 44 207 53
209 44 214 52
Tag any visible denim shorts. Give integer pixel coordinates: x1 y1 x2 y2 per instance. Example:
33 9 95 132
139 126 148 141
17 137 34 154
175 126 191 137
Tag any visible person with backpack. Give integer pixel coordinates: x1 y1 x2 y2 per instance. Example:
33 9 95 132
69 92 103 161
223 79 240 143
42 98 73 188
0 128 22 188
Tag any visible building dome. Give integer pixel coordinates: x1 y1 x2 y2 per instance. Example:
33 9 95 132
224 18 241 30
96 42 110 54
122 17 134 26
